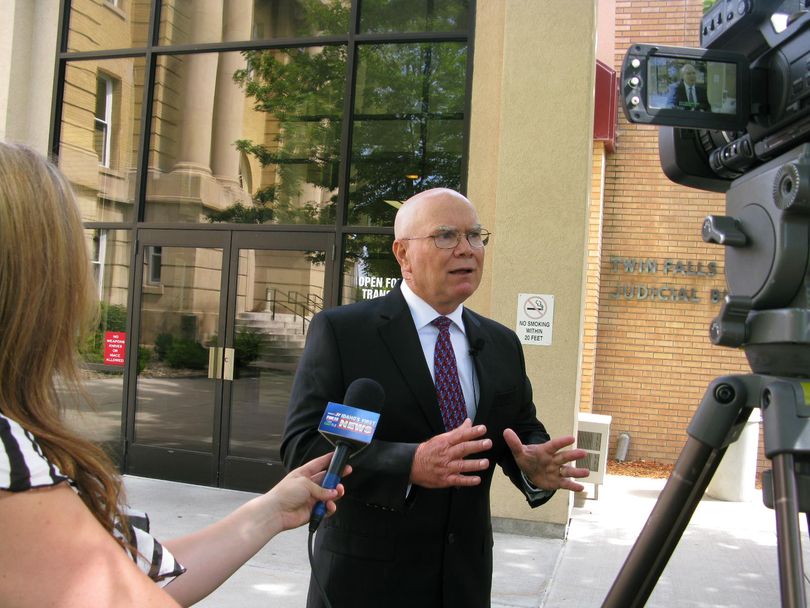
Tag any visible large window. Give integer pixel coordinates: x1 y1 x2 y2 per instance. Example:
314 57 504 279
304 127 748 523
56 0 472 301
144 48 347 225
59 1 470 231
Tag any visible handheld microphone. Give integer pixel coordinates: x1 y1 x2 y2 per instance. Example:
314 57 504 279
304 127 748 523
309 377 385 531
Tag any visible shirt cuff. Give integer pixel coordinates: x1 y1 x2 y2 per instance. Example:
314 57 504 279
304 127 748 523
521 471 555 500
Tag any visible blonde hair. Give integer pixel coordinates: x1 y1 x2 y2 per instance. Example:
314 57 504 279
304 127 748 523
0 141 127 538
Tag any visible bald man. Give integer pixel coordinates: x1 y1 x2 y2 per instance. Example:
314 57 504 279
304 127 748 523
666 63 710 111
281 188 587 608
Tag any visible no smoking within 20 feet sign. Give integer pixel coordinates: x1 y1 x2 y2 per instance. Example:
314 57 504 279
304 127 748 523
515 293 554 346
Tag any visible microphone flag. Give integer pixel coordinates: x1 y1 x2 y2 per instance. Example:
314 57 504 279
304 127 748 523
318 402 380 452
309 378 384 531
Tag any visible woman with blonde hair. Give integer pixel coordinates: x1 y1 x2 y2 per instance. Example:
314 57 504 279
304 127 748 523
0 141 346 607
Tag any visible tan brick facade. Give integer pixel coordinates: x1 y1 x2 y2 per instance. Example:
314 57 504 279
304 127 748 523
582 0 767 471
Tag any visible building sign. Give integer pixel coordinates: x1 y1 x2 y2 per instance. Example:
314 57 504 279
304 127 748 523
358 275 398 300
608 257 727 304
104 331 126 366
516 293 554 346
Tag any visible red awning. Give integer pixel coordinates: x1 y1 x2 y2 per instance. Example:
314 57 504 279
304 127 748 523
593 59 617 152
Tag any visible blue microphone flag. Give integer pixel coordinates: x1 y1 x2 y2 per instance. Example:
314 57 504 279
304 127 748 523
318 402 380 450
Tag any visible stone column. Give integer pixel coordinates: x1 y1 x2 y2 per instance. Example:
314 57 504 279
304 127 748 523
174 0 223 172
210 0 253 185
467 0 597 536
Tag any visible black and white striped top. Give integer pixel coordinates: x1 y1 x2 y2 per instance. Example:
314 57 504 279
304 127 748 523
0 411 185 586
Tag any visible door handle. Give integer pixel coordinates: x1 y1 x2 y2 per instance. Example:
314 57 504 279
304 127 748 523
208 347 223 380
208 347 235 381
223 347 235 381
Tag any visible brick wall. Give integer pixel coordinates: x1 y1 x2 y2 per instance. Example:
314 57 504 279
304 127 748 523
587 0 766 470
580 140 606 414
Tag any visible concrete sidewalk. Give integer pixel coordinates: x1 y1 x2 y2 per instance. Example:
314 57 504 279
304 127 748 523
124 473 805 607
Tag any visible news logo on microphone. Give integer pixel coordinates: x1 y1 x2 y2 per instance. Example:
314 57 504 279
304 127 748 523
318 402 380 451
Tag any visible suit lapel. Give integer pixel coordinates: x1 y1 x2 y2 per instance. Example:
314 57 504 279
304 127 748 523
462 309 494 425
377 287 446 435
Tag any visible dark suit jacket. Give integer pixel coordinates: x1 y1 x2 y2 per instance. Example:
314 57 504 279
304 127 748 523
666 81 710 111
281 284 552 608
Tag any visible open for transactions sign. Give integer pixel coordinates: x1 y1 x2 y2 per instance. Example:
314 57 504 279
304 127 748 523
515 293 554 346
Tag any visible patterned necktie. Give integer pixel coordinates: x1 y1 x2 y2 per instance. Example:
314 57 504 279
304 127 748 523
431 316 467 430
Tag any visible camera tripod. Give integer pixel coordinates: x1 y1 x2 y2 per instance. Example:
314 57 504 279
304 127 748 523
603 143 810 607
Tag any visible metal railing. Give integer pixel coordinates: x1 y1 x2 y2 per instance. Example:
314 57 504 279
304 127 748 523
265 288 323 332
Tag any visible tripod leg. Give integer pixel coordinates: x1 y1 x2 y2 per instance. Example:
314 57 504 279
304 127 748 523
761 378 810 607
602 438 725 607
772 451 806 606
602 376 755 608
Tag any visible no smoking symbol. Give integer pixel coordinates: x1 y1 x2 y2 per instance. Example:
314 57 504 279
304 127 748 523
524 296 547 319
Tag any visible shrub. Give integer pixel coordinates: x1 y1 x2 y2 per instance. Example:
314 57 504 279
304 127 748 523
165 339 208 370
235 329 264 369
154 333 174 361
137 346 151 373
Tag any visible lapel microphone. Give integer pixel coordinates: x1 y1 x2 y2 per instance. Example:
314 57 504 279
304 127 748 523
469 338 485 358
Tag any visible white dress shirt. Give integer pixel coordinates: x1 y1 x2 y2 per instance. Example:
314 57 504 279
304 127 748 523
400 280 479 420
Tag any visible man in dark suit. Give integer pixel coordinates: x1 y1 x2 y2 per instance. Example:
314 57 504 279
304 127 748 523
281 188 588 608
666 63 711 111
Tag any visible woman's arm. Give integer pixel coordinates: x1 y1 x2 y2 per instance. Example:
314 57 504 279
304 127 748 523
0 483 181 608
161 452 346 607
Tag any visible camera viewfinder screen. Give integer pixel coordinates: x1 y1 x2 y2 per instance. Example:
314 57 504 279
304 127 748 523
647 56 737 115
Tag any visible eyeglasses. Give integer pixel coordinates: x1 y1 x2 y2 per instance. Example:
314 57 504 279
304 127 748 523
400 229 491 249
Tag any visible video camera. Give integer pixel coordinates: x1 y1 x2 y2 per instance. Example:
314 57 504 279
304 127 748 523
605 7 810 607
620 0 810 193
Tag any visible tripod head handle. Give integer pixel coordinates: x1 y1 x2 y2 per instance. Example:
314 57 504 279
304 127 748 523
704 144 810 374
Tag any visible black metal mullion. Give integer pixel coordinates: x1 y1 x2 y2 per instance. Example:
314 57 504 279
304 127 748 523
58 32 463 63
460 0 477 195
121 0 163 471
213 230 236 487
49 0 73 159
328 0 363 307
353 31 466 44
417 43 433 190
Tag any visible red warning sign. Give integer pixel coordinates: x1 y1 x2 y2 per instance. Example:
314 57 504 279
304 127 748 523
103 331 126 366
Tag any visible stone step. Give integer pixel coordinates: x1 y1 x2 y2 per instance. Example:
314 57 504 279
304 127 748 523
236 319 305 335
263 345 305 356
258 334 305 346
237 311 306 324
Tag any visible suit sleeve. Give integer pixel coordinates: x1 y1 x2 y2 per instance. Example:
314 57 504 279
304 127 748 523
280 312 417 511
496 330 555 508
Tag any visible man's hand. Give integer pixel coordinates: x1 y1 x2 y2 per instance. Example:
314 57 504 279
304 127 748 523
410 419 491 488
503 429 589 492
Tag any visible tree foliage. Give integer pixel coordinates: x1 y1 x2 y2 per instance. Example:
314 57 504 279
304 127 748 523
215 0 469 279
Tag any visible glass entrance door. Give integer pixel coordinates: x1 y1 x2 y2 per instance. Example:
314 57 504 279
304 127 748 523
220 232 330 491
125 230 333 490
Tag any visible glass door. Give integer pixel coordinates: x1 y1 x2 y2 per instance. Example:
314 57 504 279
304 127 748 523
220 232 332 491
124 230 333 490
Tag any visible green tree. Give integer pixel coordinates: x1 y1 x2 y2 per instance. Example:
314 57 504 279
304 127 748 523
221 0 469 279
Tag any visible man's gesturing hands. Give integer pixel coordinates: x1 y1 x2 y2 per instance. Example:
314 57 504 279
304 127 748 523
503 430 589 492
410 419 491 488
409 421 590 493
